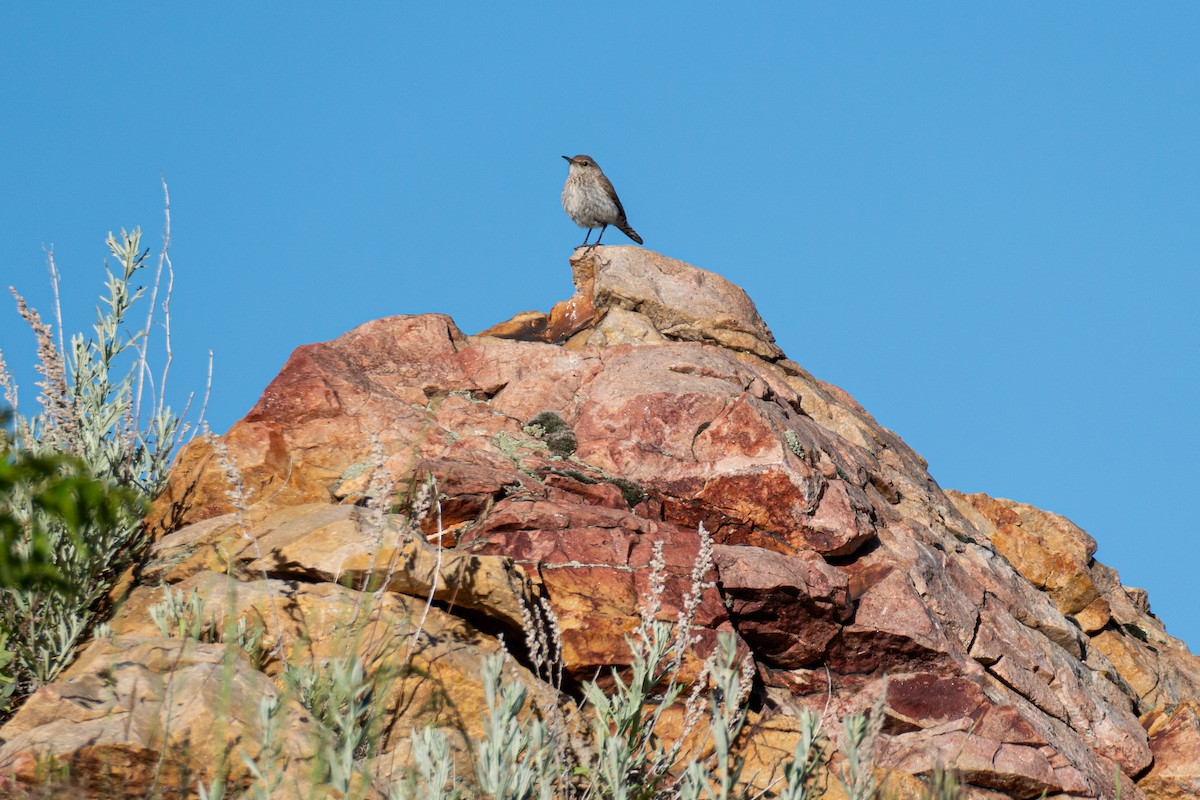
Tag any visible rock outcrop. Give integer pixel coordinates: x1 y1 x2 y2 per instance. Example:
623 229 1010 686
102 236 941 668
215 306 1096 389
2 246 1198 799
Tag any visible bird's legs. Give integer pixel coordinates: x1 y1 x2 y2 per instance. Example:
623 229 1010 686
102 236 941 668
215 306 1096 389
578 225 604 250
591 224 608 248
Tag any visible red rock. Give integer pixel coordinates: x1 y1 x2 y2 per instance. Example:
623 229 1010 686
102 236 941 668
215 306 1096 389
1141 702 1200 799
884 673 990 731
475 497 730 678
828 566 966 675
712 544 852 667
16 247 1194 800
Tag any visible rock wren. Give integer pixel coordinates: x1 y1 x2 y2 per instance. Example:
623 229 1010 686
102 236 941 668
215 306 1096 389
561 154 643 247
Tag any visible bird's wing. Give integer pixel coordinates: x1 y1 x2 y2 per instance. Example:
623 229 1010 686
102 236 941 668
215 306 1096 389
600 173 628 220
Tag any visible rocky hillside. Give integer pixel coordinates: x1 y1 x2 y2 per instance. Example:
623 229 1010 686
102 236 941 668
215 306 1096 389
2 247 1198 798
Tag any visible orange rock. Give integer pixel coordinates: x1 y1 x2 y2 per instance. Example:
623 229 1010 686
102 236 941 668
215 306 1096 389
949 491 1101 617
9 247 1200 800
1141 702 1200 799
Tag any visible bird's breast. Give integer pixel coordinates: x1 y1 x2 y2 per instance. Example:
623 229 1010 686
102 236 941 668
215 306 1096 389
562 178 619 227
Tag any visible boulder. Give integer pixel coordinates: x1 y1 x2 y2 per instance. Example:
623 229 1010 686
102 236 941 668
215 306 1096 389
6 247 1198 799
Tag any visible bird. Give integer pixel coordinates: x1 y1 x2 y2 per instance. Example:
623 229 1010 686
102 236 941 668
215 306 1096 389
561 154 643 247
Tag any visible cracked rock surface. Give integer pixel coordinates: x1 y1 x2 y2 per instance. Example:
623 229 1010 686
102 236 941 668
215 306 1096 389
4 247 1199 799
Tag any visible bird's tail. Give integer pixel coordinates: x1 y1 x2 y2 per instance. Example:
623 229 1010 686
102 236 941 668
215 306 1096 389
617 222 643 245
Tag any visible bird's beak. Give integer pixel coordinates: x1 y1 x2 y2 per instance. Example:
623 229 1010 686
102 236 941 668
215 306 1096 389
562 155 572 163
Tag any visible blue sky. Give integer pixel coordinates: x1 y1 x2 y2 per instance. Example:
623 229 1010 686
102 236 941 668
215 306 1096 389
3 5 1198 648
